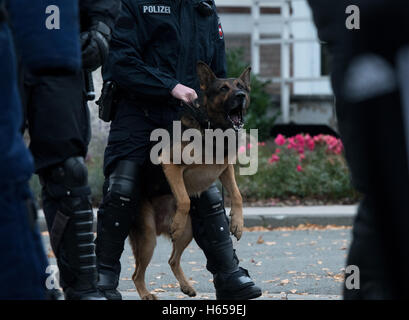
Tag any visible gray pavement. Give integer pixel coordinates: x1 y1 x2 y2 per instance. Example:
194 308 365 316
41 224 352 300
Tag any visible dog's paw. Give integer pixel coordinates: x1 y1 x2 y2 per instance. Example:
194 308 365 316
181 285 197 297
170 213 188 241
230 214 243 240
142 293 158 300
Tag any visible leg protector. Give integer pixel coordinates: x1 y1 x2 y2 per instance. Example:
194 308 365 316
40 156 97 293
191 184 262 300
190 184 239 274
95 160 141 294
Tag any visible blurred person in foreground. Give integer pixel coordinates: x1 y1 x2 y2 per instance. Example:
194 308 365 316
0 0 81 299
15 0 119 300
307 0 409 298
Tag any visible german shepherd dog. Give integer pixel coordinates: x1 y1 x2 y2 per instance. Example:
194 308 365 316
128 62 251 300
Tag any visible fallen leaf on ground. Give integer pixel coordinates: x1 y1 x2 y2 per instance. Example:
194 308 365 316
280 279 290 285
162 283 179 288
192 268 204 272
256 236 264 244
332 273 344 282
265 241 277 246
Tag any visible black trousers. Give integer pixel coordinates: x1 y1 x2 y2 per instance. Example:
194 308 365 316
21 70 90 173
308 0 409 298
103 97 179 177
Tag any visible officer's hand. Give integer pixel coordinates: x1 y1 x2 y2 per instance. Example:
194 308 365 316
171 84 198 105
81 21 111 71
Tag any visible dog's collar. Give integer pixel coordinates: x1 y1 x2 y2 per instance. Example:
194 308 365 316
180 100 212 129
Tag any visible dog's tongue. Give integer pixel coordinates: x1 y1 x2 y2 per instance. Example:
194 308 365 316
231 114 240 124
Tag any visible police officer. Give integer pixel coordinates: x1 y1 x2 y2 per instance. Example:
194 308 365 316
19 0 120 300
1 0 81 299
308 0 409 298
95 0 262 300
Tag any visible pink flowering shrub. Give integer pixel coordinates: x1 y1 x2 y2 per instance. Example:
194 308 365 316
235 134 358 202
271 134 344 169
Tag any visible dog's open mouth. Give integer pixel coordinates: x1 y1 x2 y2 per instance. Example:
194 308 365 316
227 106 244 130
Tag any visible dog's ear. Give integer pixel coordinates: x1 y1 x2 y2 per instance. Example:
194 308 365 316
239 66 251 88
197 61 216 91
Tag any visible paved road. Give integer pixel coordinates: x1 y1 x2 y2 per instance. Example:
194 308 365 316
41 226 351 300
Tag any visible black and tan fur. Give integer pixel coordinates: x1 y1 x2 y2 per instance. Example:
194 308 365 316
128 62 251 300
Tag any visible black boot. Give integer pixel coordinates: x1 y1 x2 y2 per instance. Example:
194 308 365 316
214 267 262 300
190 184 262 300
95 161 140 300
97 263 122 300
41 157 105 300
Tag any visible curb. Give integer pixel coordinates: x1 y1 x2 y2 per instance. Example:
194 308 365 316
241 205 356 228
37 205 356 233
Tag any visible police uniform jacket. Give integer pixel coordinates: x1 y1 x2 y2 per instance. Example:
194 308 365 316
105 0 227 103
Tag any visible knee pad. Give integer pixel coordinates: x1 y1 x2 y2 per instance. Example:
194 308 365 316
104 160 141 209
40 156 91 201
60 157 88 187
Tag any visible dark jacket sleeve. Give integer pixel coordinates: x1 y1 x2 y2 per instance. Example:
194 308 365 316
81 0 120 30
107 0 179 97
210 13 227 78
